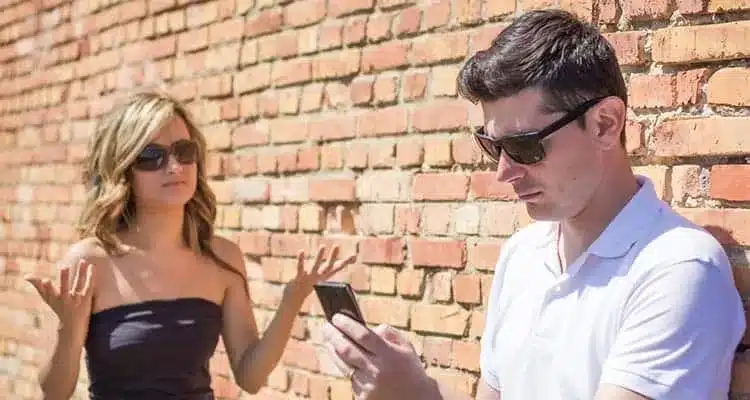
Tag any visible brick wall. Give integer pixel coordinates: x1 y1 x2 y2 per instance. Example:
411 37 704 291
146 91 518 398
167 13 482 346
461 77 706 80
1 0 749 399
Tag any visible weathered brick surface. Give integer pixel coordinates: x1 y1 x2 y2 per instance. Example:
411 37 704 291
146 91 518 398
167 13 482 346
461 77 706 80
1 1 750 399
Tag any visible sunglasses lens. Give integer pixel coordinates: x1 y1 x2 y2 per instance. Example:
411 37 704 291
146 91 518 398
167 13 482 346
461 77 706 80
173 140 198 164
474 134 501 162
501 134 545 164
134 146 166 171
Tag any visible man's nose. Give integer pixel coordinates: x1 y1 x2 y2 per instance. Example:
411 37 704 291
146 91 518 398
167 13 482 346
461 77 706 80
495 152 524 184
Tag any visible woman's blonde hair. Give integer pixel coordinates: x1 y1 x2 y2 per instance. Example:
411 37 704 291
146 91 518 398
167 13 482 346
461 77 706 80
76 89 238 278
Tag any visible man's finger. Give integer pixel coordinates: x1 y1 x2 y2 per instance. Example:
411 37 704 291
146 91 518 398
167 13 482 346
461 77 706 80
322 321 371 371
332 313 382 355
323 341 355 377
373 324 411 349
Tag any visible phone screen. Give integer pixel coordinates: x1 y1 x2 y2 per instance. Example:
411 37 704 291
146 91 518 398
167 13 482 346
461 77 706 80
313 282 366 325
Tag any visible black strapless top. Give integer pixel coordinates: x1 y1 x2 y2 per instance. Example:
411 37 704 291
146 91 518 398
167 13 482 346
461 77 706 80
84 297 223 399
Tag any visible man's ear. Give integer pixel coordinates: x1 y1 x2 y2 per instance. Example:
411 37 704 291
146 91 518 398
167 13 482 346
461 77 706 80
588 96 626 150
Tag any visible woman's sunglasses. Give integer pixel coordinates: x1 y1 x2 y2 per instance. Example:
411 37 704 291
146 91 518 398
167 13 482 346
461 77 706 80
473 96 606 165
132 139 199 171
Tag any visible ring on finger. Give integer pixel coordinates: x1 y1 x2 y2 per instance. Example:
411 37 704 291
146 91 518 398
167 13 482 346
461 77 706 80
347 368 355 380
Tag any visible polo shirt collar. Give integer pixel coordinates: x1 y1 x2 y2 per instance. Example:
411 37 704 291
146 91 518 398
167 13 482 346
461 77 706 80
585 175 664 258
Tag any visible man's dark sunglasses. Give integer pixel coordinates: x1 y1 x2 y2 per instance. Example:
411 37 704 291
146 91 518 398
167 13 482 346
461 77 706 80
473 96 607 165
133 139 199 171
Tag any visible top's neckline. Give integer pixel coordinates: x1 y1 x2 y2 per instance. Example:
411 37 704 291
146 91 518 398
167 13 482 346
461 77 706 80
90 297 222 319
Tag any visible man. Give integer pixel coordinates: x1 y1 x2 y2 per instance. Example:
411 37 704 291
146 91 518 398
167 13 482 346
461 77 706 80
321 9 746 400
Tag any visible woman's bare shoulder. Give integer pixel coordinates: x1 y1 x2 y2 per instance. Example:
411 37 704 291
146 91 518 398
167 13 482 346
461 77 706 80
208 235 247 278
55 237 111 271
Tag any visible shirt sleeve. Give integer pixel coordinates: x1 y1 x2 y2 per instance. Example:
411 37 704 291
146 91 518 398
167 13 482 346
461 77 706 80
599 259 746 399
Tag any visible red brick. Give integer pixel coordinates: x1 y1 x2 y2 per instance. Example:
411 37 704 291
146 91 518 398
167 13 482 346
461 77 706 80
366 13 393 42
453 274 481 304
360 237 404 265
424 137 452 167
362 41 410 73
234 63 271 93
469 172 516 200
245 9 283 38
651 117 750 157
451 340 481 372
396 138 424 167
423 337 452 366
678 0 705 13
410 238 465 269
410 31 468 65
423 0 451 30
467 240 502 271
308 116 356 141
312 49 360 79
359 297 410 327
346 142 369 169
343 16 367 45
395 6 421 37
708 0 750 12
413 173 469 201
177 26 208 53
603 31 646 66
710 165 750 202
284 0 326 27
274 59 312 87
269 119 308 144
232 123 269 148
259 32 298 61
653 22 750 64
411 99 469 133
358 107 408 137
403 71 427 101
622 0 671 19
628 73 674 109
411 304 469 336
676 208 750 246
209 18 244 45
455 0 482 25
271 233 310 257
237 231 271 255
309 178 356 202
319 22 343 50
481 203 520 236
329 0 375 17
397 268 425 297
373 74 399 104
707 67 750 106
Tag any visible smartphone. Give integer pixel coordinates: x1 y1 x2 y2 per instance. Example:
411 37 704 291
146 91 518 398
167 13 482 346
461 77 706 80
313 281 366 325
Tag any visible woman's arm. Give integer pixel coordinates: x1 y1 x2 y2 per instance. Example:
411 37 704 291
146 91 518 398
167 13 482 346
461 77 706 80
28 239 100 400
212 237 354 394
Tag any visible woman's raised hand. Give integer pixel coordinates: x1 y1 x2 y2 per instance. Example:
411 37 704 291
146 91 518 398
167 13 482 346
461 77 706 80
26 259 94 332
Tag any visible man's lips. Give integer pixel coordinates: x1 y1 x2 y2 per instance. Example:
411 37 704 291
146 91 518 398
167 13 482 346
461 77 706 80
516 191 542 200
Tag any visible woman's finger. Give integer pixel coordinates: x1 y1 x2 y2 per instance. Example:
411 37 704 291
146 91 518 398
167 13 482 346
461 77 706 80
73 260 88 295
296 250 305 277
82 262 94 296
59 266 71 296
319 246 339 275
323 253 356 280
309 246 326 274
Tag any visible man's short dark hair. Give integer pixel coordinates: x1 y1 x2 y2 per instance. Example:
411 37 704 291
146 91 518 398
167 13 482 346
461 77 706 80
457 9 628 145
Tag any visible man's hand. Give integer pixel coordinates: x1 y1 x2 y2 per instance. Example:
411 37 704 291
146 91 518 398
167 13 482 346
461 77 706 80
321 313 438 400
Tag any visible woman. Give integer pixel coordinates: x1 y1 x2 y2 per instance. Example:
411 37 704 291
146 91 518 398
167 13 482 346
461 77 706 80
24 89 356 399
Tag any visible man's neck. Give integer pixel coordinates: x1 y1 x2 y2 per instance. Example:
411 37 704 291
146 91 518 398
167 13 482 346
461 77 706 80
558 170 640 271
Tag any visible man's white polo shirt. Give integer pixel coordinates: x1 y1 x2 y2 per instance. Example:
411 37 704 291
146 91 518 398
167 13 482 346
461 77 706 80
480 175 746 399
